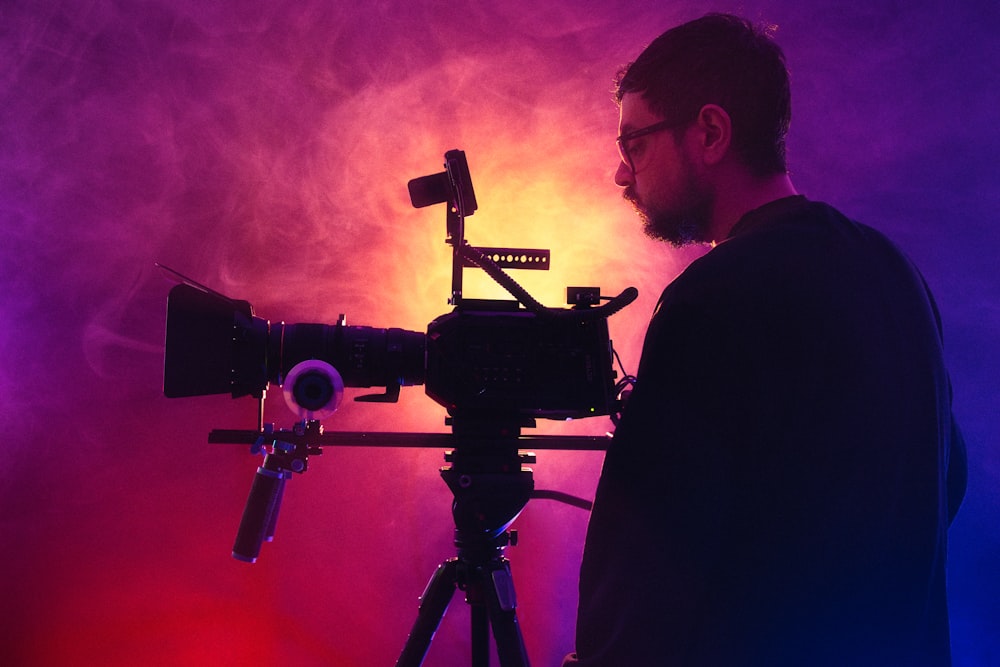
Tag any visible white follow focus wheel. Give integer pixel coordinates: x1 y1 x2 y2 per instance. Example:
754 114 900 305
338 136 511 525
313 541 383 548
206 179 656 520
282 360 345 421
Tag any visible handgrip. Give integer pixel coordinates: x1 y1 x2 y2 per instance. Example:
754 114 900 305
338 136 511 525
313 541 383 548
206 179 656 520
232 457 289 563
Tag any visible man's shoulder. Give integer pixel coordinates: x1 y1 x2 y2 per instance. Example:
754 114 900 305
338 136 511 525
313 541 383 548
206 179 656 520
661 197 909 314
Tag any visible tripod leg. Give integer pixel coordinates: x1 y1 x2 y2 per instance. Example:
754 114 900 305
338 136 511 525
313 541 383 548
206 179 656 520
471 603 490 667
396 560 459 667
485 561 531 667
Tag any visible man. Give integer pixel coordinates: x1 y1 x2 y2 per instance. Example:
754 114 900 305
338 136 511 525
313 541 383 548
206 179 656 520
565 13 966 666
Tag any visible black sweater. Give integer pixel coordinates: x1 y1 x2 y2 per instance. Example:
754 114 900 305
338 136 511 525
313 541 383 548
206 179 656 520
572 196 965 667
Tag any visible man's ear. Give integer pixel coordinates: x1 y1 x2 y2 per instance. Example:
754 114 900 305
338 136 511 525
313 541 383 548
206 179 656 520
695 104 732 166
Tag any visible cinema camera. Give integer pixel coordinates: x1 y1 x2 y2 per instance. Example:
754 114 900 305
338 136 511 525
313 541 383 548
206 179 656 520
164 149 636 427
161 150 636 666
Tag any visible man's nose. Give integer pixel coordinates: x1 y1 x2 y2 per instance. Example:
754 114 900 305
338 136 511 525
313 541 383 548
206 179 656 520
614 160 634 187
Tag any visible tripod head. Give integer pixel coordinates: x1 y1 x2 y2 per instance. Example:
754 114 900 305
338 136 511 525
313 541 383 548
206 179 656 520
438 417 537 560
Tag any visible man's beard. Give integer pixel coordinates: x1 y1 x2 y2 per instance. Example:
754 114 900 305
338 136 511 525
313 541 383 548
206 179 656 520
623 170 712 248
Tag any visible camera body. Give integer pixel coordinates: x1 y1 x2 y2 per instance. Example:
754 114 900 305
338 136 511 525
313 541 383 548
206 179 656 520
426 299 614 420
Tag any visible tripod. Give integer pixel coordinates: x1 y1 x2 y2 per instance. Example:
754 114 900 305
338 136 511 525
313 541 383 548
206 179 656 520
396 444 536 667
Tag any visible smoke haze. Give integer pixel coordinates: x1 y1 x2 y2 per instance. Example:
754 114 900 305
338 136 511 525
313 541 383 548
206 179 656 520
2 1 997 664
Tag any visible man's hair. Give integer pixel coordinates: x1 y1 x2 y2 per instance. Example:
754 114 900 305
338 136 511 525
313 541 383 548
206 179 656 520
616 13 791 176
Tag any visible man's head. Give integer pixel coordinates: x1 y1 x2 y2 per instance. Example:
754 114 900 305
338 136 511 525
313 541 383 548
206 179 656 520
615 13 792 245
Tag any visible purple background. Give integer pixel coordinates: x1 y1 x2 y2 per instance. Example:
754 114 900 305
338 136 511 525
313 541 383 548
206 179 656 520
2 1 997 665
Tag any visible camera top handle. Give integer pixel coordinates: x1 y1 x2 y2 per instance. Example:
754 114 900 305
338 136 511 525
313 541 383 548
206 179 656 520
408 149 638 317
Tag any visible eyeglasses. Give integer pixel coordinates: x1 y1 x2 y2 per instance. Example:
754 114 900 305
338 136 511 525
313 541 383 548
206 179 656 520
616 118 690 173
